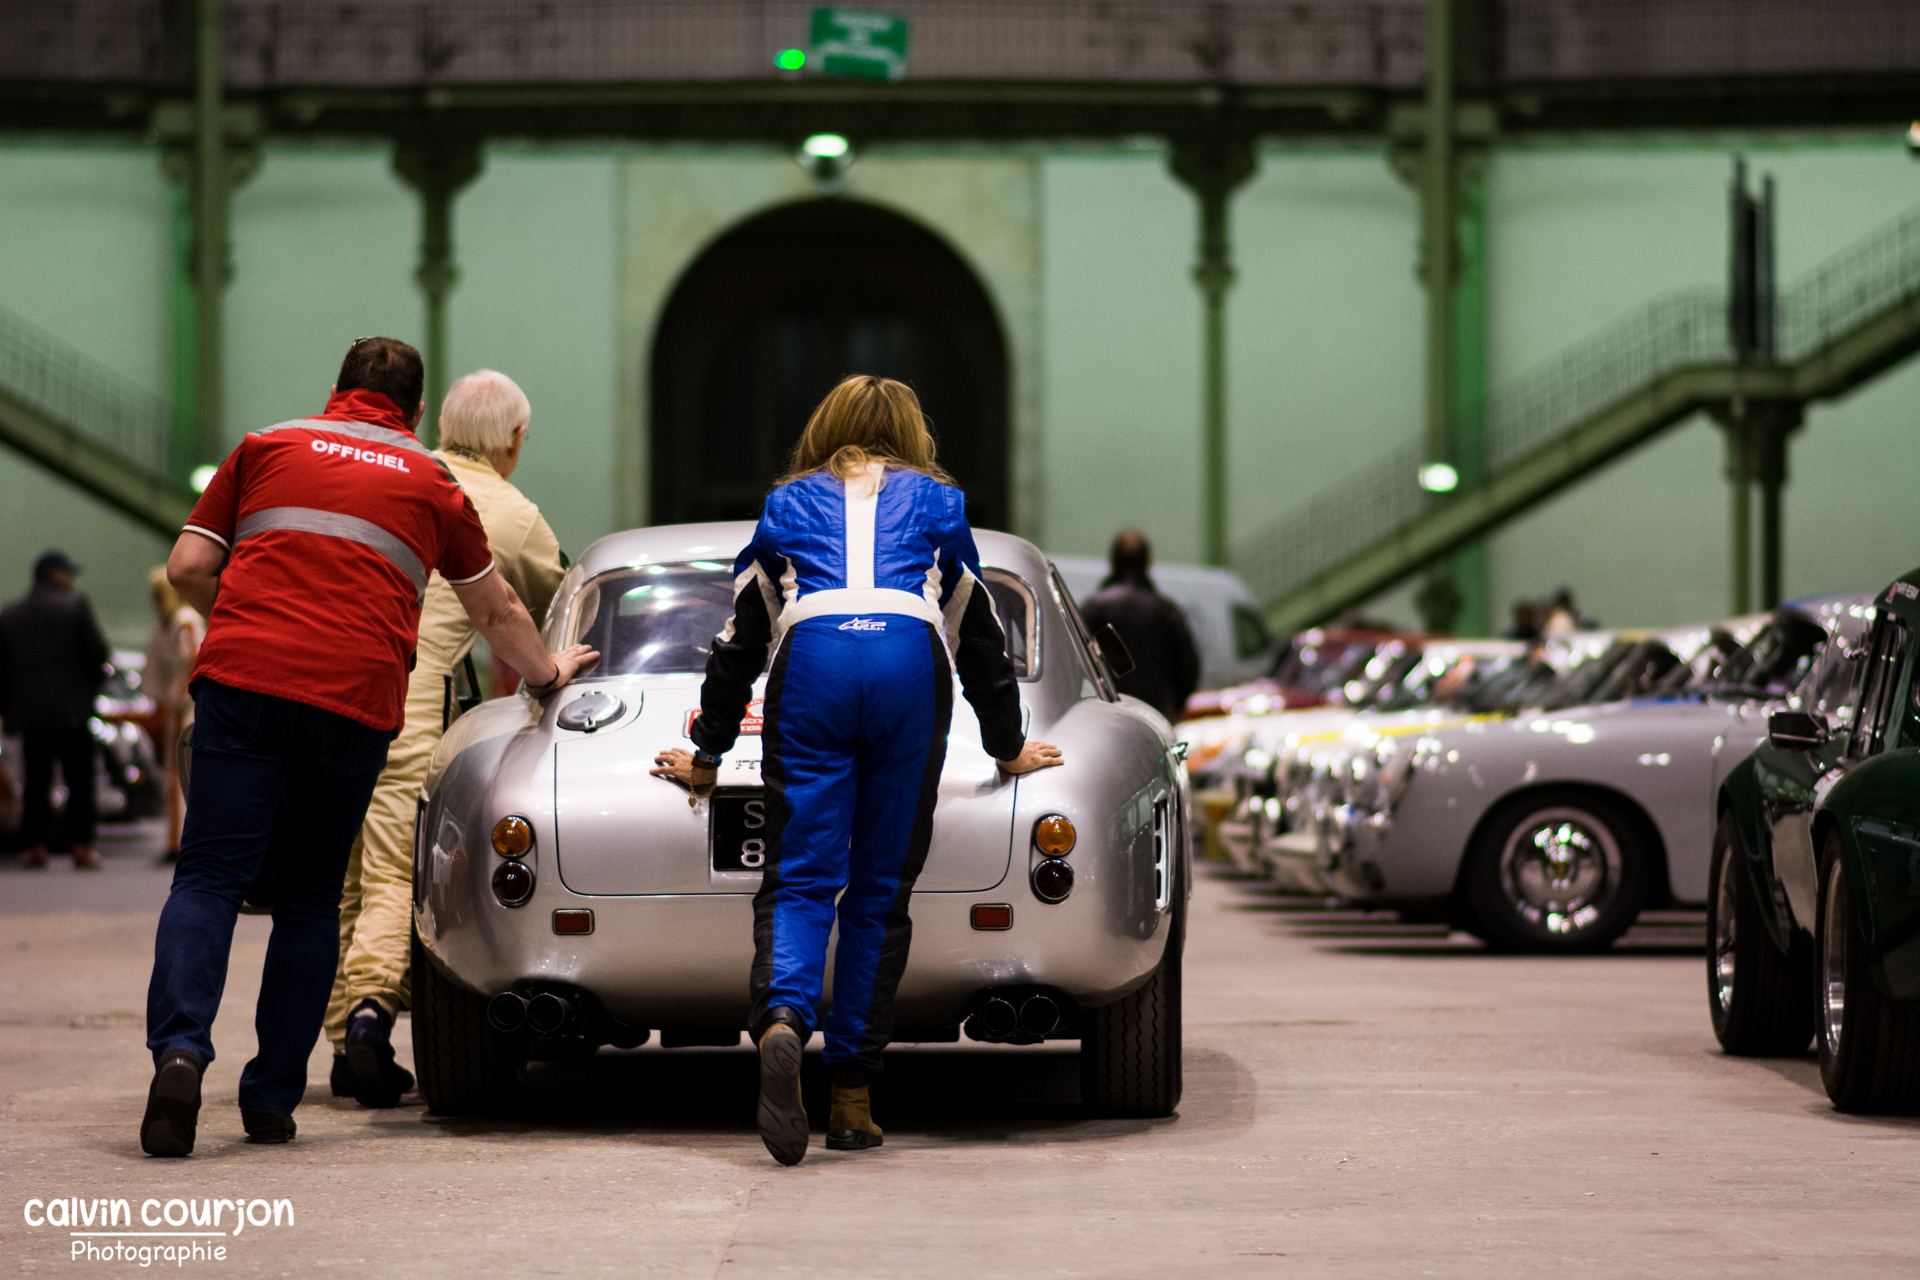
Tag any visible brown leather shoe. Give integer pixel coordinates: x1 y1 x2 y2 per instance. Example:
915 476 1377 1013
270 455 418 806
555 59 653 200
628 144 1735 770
23 845 48 869
72 845 99 869
826 1083 884 1151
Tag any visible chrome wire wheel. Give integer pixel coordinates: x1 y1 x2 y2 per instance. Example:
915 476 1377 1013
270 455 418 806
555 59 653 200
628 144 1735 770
1497 807 1623 936
1821 856 1848 1058
1712 838 1739 1016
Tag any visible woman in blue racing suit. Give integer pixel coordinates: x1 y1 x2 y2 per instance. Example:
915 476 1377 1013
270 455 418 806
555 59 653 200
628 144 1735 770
652 375 1062 1166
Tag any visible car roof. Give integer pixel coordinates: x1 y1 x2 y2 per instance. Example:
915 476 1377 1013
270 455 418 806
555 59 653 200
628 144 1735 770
575 520 1055 587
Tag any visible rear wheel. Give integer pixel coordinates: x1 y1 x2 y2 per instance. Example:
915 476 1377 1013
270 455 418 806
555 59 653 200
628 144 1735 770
1815 833 1920 1112
411 930 525 1116
1706 813 1814 1055
1461 789 1651 953
1082 857 1184 1118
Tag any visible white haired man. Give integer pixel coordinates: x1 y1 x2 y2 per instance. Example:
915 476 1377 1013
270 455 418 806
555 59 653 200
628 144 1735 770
323 368 567 1106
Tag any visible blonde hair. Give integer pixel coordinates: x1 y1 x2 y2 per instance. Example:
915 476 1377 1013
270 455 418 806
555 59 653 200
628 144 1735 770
439 369 531 454
149 566 183 622
778 375 954 487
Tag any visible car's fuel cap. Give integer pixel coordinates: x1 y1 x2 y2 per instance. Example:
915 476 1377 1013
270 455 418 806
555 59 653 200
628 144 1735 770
557 690 624 733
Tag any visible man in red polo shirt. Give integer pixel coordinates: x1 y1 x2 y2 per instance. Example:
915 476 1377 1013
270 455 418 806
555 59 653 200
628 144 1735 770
139 337 597 1157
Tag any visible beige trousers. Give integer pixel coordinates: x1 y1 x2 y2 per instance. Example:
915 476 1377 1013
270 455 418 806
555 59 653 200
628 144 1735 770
324 671 447 1051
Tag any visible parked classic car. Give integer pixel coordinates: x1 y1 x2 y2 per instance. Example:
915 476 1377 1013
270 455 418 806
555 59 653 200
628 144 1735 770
1282 608 1835 951
1710 582 1920 1111
410 522 1191 1119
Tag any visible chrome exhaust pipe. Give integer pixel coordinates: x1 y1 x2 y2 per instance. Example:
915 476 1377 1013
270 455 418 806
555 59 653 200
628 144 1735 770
487 991 528 1033
1017 994 1060 1038
525 990 576 1036
972 996 1018 1040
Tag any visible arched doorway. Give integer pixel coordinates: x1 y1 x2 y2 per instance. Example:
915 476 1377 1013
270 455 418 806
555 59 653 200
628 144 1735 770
650 198 1009 530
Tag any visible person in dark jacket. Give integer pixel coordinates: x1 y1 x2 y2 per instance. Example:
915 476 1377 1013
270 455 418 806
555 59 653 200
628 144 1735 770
1077 530 1201 722
0 551 110 868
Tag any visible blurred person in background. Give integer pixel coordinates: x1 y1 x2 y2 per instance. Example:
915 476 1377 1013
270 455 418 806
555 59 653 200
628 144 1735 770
1506 600 1542 643
1077 529 1200 722
144 567 205 862
323 368 566 1109
1543 586 1596 637
0 550 110 869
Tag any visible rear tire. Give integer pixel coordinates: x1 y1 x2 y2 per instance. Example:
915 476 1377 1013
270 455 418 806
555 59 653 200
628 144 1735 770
1082 857 1184 1118
1815 833 1920 1112
1706 813 1814 1056
411 930 525 1116
1462 789 1651 953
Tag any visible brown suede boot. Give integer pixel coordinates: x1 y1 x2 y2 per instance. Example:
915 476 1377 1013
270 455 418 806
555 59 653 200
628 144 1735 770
826 1083 884 1151
755 1023 809 1166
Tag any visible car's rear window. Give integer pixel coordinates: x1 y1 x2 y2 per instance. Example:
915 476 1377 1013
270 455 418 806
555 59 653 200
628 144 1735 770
565 561 1036 678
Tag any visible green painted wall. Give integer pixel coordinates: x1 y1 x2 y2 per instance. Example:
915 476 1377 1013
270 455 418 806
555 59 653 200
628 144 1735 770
3 131 1920 648
1483 137 1920 631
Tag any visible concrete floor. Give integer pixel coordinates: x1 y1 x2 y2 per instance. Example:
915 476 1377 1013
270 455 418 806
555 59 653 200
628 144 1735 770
2 824 1916 1277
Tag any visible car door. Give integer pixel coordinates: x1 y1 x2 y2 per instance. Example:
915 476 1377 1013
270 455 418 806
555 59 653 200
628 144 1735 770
1759 635 1867 931
1829 616 1920 997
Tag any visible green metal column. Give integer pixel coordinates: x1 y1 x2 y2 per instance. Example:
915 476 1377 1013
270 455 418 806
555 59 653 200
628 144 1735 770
1420 0 1456 478
1722 417 1753 614
169 183 198 484
393 138 485 446
1169 133 1258 567
191 0 227 467
1449 174 1491 636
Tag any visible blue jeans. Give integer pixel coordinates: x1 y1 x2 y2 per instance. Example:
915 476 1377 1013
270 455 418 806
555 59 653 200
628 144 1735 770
748 616 951 1082
146 679 389 1115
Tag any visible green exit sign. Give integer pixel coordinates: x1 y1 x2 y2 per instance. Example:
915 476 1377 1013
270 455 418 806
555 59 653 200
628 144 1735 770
805 9 909 81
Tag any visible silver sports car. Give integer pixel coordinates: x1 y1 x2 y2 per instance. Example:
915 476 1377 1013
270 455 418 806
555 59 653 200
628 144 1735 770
409 522 1190 1118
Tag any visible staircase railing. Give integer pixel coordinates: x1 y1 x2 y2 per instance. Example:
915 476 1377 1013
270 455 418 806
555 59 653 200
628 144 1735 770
1231 198 1920 611
0 304 174 477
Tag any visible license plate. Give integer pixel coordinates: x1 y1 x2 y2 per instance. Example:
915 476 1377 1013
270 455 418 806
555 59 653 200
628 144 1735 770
710 789 769 873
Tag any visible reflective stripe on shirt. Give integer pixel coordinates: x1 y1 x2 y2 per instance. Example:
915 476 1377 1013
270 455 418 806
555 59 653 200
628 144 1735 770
234 506 429 603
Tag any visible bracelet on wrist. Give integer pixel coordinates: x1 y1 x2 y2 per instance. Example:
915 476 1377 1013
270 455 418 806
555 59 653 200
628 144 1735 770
692 748 722 768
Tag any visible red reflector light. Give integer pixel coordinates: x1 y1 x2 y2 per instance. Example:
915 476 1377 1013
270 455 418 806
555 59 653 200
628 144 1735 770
971 903 1013 930
551 909 594 935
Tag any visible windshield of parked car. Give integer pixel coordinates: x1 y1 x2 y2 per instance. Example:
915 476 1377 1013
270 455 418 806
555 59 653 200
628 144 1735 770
568 562 1035 678
1706 611 1827 698
1448 654 1557 714
1525 641 1632 712
1275 636 1379 699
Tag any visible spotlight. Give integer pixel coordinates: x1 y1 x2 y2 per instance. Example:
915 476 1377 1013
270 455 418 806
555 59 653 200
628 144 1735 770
1418 462 1459 494
1907 122 1920 157
775 47 807 72
190 464 217 492
797 133 853 187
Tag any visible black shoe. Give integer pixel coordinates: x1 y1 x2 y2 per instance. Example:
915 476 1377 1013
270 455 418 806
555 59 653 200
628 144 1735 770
140 1050 203 1157
329 1053 356 1098
344 999 414 1108
241 1111 296 1144
755 1021 809 1167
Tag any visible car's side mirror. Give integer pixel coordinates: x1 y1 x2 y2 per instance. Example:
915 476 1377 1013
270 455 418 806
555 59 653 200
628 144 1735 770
1094 623 1136 679
1769 710 1830 752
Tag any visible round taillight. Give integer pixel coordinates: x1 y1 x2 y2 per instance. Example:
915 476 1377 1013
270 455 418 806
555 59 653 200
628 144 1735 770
492 859 535 907
1033 813 1076 858
1031 857 1074 904
492 815 533 858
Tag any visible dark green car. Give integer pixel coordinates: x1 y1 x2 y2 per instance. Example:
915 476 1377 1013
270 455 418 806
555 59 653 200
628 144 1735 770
1710 574 1920 1111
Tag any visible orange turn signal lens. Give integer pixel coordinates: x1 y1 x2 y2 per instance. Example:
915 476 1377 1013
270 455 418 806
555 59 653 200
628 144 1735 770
491 815 533 858
1033 813 1076 857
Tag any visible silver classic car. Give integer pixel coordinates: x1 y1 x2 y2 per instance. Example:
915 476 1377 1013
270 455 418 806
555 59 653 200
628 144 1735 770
408 522 1190 1118
1284 604 1859 951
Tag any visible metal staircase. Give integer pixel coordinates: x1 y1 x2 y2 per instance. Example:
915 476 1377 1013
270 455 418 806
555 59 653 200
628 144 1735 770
1238 199 1920 635
0 305 197 538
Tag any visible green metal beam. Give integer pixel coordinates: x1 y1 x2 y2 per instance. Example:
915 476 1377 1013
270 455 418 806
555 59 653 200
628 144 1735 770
1260 286 1920 635
0 387 198 540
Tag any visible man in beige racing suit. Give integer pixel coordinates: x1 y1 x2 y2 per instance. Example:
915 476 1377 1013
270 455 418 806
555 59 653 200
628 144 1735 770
325 369 567 1106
